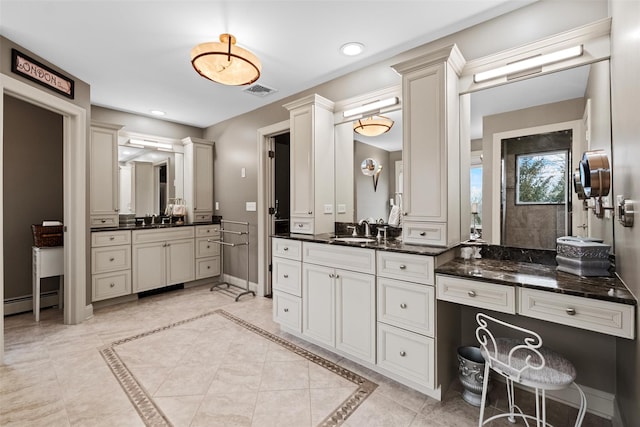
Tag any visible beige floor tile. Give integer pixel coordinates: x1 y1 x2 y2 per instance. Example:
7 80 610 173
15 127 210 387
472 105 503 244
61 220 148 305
154 361 220 397
310 386 358 425
154 395 204 427
251 389 312 427
343 392 418 427
260 359 310 391
191 391 258 427
207 360 265 394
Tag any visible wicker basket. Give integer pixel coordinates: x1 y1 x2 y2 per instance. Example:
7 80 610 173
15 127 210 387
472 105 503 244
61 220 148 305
31 224 64 247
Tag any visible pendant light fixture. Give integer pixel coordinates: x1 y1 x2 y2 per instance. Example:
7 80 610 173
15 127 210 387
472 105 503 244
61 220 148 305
191 33 261 86
353 115 394 137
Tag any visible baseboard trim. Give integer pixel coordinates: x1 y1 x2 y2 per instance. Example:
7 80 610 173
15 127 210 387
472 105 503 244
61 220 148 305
221 274 259 295
3 291 59 316
84 304 94 320
612 397 624 427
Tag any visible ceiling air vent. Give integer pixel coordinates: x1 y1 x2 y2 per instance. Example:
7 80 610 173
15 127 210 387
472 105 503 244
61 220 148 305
243 83 277 97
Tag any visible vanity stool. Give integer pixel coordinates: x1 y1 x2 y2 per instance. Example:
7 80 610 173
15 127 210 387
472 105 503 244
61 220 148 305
475 313 587 427
32 246 64 321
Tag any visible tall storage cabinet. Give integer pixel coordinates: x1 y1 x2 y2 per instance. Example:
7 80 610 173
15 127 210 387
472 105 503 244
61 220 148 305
392 45 465 247
283 94 335 235
90 122 123 228
182 137 214 223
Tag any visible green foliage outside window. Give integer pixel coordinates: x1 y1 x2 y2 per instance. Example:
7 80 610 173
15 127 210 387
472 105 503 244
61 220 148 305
516 151 567 204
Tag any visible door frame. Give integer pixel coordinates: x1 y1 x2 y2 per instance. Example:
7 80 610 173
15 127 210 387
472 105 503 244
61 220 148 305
257 120 289 297
1 74 88 362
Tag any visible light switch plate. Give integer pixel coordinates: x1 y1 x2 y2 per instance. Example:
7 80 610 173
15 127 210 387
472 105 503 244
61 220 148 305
246 201 256 211
241 167 246 178
323 204 333 214
337 204 346 214
215 201 219 210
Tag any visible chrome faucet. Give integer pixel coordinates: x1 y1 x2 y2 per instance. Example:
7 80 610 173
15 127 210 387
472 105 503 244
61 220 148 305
358 219 372 237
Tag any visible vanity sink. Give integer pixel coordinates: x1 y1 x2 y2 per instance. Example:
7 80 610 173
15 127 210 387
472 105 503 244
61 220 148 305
333 237 377 243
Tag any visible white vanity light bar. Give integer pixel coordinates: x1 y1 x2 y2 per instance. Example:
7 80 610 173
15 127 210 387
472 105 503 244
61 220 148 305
474 45 583 83
128 138 173 150
343 97 399 118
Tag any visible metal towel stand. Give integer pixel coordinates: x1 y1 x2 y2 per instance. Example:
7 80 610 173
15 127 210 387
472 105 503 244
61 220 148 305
209 219 255 301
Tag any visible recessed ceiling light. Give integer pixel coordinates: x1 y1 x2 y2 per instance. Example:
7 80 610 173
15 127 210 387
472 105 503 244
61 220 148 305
340 42 364 56
150 109 166 116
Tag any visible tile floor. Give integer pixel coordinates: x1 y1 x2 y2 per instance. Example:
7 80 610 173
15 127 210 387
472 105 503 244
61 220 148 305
2 284 611 427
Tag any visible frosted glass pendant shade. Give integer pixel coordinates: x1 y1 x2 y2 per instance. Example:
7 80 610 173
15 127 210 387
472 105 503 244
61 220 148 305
191 33 261 86
353 115 394 137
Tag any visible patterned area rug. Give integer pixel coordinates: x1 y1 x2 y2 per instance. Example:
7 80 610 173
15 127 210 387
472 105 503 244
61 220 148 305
100 309 378 426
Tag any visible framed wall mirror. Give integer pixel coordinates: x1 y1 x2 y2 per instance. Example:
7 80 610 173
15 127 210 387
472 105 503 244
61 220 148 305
462 59 613 250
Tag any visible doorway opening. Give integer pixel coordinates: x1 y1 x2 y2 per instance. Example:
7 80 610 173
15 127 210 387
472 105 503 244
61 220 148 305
272 133 290 235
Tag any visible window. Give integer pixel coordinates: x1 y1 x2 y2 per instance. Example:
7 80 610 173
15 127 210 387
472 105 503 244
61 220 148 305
470 151 482 238
516 150 567 204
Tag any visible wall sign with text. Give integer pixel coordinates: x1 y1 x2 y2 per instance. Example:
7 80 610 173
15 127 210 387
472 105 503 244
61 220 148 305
11 49 74 99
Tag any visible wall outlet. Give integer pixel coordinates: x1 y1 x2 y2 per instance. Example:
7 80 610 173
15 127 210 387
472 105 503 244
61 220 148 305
246 201 256 211
241 167 246 178
323 204 333 214
337 204 346 214
215 201 219 210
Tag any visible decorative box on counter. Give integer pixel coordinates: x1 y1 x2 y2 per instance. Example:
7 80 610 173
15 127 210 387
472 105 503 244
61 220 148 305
556 236 611 276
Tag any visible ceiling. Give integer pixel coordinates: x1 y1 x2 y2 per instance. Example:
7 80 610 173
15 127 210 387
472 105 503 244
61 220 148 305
0 0 535 129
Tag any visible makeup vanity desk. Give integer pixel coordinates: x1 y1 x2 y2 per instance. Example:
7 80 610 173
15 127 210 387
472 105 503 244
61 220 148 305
435 257 636 339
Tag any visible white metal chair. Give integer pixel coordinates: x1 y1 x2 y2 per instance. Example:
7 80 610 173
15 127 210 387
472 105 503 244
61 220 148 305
475 313 587 427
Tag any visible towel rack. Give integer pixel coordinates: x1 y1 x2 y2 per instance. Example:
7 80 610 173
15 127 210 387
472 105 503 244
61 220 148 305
209 220 255 301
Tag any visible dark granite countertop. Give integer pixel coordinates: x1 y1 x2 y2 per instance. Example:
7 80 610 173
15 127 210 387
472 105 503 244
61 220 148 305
436 257 637 306
273 233 455 256
91 222 217 232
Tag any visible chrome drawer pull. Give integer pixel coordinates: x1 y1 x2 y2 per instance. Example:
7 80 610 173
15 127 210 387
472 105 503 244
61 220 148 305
468 290 476 297
566 307 576 316
109 257 115 262
283 274 289 278
109 283 115 288
283 308 289 313
419 231 426 236
283 247 289 251
399 265 406 270
109 236 115 241
399 351 406 357
400 303 407 309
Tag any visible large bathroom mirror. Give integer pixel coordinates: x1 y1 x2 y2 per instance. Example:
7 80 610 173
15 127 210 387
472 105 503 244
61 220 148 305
466 59 613 250
335 108 402 225
118 140 184 217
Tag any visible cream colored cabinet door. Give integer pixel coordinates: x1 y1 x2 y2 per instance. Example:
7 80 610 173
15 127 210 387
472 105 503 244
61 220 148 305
166 238 195 285
302 263 335 347
335 269 376 363
132 242 166 292
183 138 214 223
289 104 314 218
90 122 122 227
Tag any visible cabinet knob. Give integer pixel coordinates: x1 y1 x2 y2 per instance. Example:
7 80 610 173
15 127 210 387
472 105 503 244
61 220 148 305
566 307 576 316
297 224 303 228
109 236 115 241
308 211 312 215
207 266 210 269
283 274 289 278
419 231 426 236
207 245 210 249
403 212 408 216
468 290 476 297
284 308 289 313
400 303 407 309
109 257 115 262
109 283 115 288
206 230 210 233
283 247 289 251
399 264 406 270
101 219 106 223
115 208 119 212
399 351 406 357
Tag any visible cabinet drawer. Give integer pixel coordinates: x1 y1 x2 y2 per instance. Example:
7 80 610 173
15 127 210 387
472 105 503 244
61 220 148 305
519 288 635 339
402 221 447 247
90 215 118 228
92 270 131 302
91 230 131 247
291 217 314 235
436 274 516 314
272 238 302 261
195 224 221 237
303 242 375 274
272 257 302 296
91 245 131 274
132 227 195 244
192 212 213 223
377 277 434 336
195 237 221 258
273 291 302 332
377 251 434 285
377 322 435 389
196 257 220 279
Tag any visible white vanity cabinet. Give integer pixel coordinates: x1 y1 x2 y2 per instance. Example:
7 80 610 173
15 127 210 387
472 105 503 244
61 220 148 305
392 45 465 247
132 227 195 292
91 230 131 302
283 94 335 235
272 238 303 332
194 224 221 279
182 137 214 223
90 122 123 228
376 251 437 390
302 242 376 363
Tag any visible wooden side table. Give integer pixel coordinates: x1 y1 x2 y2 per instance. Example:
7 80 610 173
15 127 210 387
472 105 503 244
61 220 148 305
32 246 64 321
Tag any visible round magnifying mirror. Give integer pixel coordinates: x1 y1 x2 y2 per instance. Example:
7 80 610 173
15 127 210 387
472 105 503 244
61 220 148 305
361 158 378 176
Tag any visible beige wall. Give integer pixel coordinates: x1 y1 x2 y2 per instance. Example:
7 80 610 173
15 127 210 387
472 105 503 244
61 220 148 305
610 0 640 425
3 95 63 300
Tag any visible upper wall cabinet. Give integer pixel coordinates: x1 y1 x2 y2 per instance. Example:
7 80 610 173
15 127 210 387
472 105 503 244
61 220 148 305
392 45 465 247
90 122 123 228
182 137 214 223
284 94 335 235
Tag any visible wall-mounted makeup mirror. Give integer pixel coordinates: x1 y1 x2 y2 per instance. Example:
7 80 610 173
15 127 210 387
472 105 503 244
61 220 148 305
118 133 184 217
464 59 613 250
